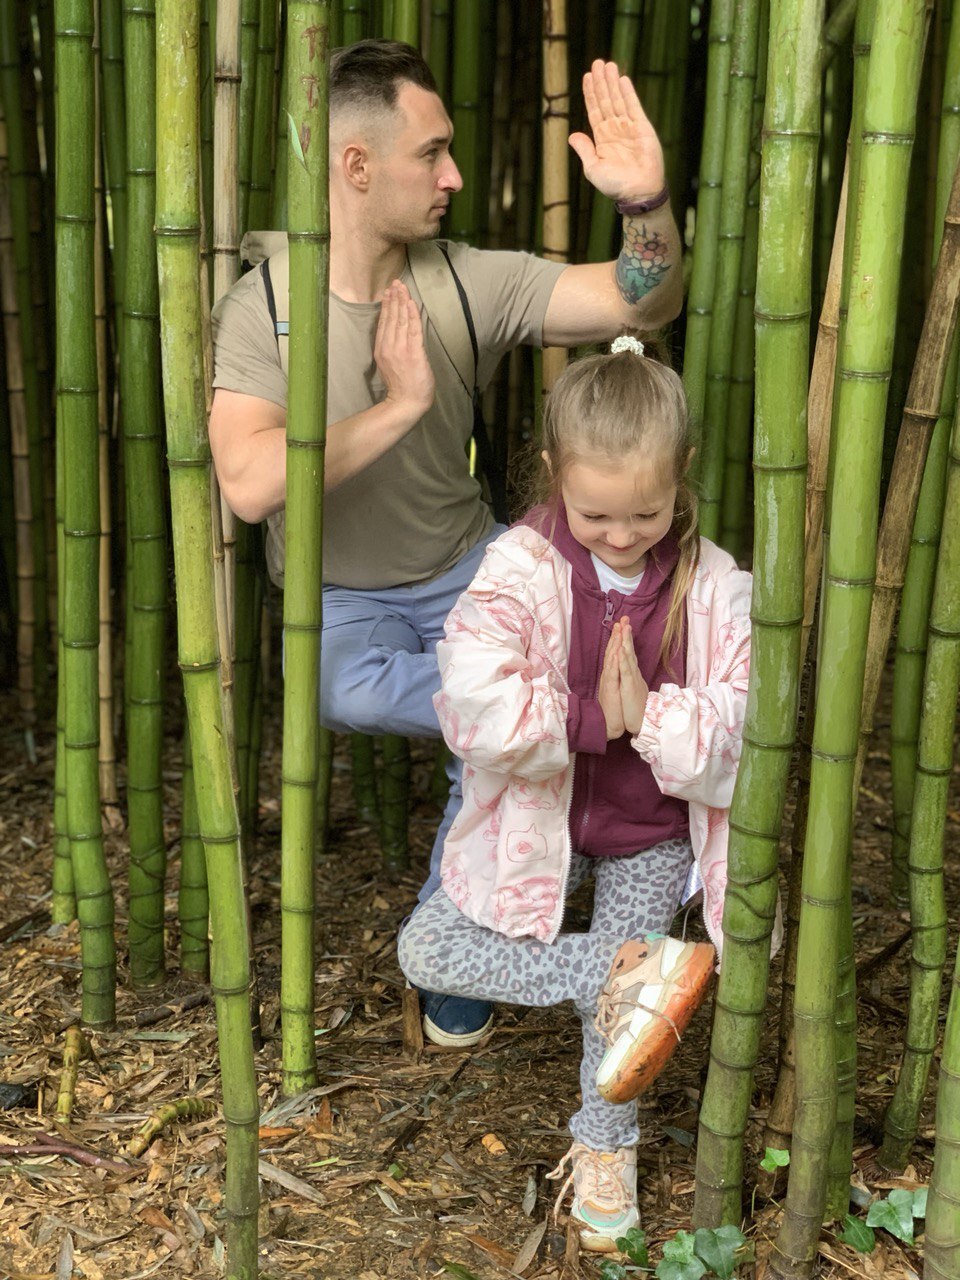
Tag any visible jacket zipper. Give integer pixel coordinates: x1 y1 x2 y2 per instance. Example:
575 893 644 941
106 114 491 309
576 594 617 853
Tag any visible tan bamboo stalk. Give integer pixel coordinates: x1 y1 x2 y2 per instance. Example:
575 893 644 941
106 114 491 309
0 162 37 758
92 14 119 817
801 161 847 663
853 158 960 798
486 0 512 250
541 0 569 392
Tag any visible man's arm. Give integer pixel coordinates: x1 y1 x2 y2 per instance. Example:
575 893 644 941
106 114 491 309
542 60 683 345
210 280 435 523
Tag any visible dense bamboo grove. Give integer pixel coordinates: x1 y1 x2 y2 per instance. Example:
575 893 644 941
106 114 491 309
1 2 959 1277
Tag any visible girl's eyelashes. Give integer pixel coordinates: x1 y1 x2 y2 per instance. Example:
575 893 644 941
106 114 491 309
579 512 659 522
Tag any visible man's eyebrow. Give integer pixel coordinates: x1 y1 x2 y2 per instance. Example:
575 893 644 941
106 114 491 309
419 133 452 151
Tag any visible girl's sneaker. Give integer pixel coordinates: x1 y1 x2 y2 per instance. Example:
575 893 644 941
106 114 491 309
546 1141 640 1252
594 936 715 1103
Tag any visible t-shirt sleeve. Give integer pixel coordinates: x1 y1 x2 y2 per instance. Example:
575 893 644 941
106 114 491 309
448 243 566 388
211 267 288 409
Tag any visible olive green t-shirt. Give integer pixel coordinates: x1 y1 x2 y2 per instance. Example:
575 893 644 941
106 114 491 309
211 240 565 590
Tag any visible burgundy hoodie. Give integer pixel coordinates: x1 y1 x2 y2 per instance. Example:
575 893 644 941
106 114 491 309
522 503 689 858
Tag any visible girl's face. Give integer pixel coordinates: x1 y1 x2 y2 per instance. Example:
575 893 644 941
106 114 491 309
558 450 678 579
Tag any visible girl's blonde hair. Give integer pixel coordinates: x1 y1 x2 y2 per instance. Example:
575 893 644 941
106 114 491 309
536 342 699 668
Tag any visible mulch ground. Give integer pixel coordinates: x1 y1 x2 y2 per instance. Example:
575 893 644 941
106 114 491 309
0 646 955 1280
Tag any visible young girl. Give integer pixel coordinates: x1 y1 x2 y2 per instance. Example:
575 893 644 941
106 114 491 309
398 338 754 1252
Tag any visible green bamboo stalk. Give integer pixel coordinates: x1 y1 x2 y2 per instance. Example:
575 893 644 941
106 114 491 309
378 733 410 872
233 521 258 840
350 732 380 822
56 0 116 1029
201 0 215 261
270 51 289 229
315 726 334 855
122 0 168 988
179 723 210 978
247 0 278 231
448 0 481 244
427 0 450 103
654 5 691 216
280 0 330 1098
720 3 769 560
682 0 734 475
99 0 127 329
342 0 368 45
878 437 955 1168
238 0 259 234
699 0 762 545
156 0 259 1268
693 0 820 1229
37 0 57 318
821 0 857 67
585 0 641 264
1 6 49 722
925 854 960 1279
890 2 960 905
390 0 417 44
770 3 928 1273
52 308 75 925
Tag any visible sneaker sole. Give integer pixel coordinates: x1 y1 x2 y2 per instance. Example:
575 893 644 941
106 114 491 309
596 942 715 1102
422 1010 494 1049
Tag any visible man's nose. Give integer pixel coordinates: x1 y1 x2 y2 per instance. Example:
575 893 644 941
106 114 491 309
439 156 464 193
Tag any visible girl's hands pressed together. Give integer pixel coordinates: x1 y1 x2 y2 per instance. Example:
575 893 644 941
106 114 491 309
617 619 649 736
598 623 625 740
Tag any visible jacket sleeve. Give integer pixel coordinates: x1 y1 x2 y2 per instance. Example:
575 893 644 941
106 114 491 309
433 571 571 783
631 570 752 808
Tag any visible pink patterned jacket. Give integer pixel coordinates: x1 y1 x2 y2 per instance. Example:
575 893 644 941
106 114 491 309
434 526 778 955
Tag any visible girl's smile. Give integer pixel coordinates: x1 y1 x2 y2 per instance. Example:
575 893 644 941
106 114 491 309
558 452 678 580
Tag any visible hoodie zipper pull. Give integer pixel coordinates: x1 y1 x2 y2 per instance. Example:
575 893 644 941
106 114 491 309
602 597 615 629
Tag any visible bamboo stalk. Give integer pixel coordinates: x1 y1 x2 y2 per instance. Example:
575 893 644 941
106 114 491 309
179 723 210 978
854 155 960 801
541 0 569 392
350 732 380 823
448 0 482 243
427 0 450 102
342 0 369 45
247 0 278 231
682 0 734 471
694 0 821 1229
92 16 120 819
238 0 258 234
391 0 418 43
122 0 169 988
56 0 116 1029
99 0 127 331
770 3 928 1273
699 0 762 545
156 0 259 1268
280 0 330 1098
379 733 410 873
821 0 857 67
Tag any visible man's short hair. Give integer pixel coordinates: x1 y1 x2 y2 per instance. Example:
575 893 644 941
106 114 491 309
330 39 439 119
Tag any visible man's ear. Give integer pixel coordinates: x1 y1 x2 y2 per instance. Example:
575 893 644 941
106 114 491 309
342 142 371 191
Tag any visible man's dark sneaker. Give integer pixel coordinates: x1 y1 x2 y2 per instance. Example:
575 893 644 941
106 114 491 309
419 989 494 1048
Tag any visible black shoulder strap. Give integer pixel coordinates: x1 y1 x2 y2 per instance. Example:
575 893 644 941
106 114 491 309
436 245 508 525
261 259 288 343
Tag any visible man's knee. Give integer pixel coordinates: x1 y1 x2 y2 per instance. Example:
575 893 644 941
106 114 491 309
319 663 385 735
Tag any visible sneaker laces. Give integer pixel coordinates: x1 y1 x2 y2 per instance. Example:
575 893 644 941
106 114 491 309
594 981 681 1045
545 1142 631 1221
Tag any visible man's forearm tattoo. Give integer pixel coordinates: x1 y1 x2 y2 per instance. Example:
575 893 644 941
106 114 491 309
615 218 671 304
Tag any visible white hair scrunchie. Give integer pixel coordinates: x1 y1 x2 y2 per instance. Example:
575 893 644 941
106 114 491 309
610 335 645 357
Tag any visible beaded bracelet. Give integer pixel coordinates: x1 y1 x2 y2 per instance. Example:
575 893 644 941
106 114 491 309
615 185 671 216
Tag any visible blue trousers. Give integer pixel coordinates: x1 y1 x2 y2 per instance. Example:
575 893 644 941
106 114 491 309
318 525 505 902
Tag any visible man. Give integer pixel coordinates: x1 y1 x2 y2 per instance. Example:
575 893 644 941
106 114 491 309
209 40 683 1049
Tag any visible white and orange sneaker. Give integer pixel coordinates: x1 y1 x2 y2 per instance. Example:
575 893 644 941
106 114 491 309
547 1141 640 1252
594 936 715 1103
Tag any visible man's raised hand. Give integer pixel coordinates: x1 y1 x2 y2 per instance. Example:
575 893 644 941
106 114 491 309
374 280 436 419
568 60 666 203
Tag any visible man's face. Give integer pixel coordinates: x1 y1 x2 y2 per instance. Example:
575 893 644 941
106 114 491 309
368 82 463 241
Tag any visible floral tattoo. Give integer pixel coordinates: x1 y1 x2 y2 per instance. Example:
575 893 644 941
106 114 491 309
615 219 671 304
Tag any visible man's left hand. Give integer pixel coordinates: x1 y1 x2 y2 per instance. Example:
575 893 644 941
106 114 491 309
568 60 666 203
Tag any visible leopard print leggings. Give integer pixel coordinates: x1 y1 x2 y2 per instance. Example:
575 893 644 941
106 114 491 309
398 837 693 1151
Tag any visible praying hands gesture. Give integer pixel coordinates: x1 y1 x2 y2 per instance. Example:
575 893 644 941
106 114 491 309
598 618 650 740
568 60 666 204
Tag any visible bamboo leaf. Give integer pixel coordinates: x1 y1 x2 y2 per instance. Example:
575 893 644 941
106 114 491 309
693 1225 745 1278
838 1215 876 1253
286 111 306 168
866 1189 916 1244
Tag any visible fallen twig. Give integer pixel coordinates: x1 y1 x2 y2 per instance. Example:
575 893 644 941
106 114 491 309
0 1136 132 1173
134 991 210 1027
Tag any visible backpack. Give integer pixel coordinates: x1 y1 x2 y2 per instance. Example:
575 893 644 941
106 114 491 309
238 232 508 523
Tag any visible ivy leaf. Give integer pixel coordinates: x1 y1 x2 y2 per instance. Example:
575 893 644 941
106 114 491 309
657 1231 707 1280
913 1187 928 1220
866 1190 915 1245
615 1227 650 1267
599 1262 629 1280
693 1224 746 1279
838 1214 876 1253
760 1147 791 1172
